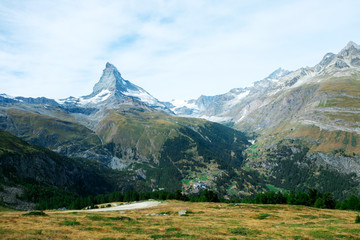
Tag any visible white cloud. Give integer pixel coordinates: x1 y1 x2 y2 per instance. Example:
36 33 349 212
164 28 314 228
0 0 360 101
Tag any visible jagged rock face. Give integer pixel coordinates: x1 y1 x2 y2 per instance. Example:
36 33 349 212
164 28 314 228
92 62 131 94
234 41 360 135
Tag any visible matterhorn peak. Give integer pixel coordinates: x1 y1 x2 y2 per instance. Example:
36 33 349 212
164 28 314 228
61 62 168 111
91 62 127 95
105 62 115 69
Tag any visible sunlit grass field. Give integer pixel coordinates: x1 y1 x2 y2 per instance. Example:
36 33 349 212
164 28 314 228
1 201 359 239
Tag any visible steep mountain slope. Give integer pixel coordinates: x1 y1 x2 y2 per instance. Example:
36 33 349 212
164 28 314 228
0 63 259 199
0 129 119 209
236 41 360 133
168 41 360 198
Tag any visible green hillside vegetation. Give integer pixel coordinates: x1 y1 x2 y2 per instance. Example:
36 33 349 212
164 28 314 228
95 106 260 197
0 129 40 157
0 129 137 206
0 108 262 209
32 184 360 212
245 137 360 199
96 108 181 160
6 108 101 149
241 74 360 198
319 75 360 97
243 188 360 211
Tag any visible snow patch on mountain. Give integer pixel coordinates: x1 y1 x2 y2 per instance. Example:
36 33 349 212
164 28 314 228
199 115 232 122
78 89 111 105
170 99 199 110
237 108 248 123
123 88 163 107
0 93 16 100
225 90 250 108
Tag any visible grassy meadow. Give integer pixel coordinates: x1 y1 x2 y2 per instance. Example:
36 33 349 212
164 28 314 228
0 201 359 239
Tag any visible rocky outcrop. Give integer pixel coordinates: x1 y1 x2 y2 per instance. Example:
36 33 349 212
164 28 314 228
310 152 360 176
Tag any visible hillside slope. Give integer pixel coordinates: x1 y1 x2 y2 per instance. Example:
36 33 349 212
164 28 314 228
0 129 120 209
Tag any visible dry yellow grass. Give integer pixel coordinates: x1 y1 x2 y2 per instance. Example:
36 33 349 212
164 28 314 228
1 201 359 239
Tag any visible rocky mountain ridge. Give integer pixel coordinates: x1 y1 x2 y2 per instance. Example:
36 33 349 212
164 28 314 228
170 41 360 127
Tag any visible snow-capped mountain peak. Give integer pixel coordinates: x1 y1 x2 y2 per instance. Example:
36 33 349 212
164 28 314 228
58 63 169 111
92 62 130 95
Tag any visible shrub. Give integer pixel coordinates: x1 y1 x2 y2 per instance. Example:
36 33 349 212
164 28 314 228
22 211 47 216
355 215 360 223
230 227 248 236
86 215 106 221
109 216 133 222
61 220 80 226
257 213 270 220
229 227 260 236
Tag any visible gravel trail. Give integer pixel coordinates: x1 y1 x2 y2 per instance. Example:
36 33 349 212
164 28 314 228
85 200 161 212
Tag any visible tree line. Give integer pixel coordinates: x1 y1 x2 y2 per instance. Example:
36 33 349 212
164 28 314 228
34 189 219 210
242 188 360 211
19 182 359 211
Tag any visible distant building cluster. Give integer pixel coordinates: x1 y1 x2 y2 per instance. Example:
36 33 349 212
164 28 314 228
193 181 207 190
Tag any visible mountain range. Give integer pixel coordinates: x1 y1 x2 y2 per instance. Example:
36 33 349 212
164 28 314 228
170 41 360 199
1 41 359 209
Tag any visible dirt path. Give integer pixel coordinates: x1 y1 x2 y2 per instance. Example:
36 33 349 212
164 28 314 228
70 201 161 213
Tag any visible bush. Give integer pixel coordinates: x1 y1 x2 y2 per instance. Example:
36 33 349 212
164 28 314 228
109 216 133 221
229 227 260 236
61 220 80 226
314 198 326 209
257 213 270 220
23 211 47 216
356 215 360 224
229 227 249 236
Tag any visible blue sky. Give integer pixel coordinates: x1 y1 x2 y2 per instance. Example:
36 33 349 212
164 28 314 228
0 0 360 101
